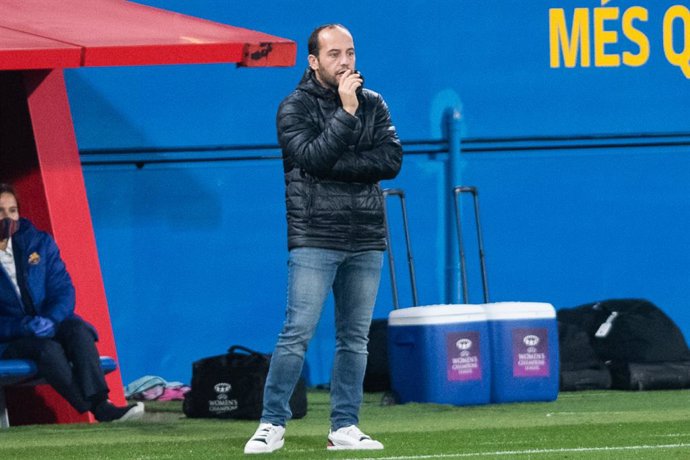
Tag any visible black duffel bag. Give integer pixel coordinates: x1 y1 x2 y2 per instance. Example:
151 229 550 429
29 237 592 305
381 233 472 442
558 321 612 391
183 345 307 420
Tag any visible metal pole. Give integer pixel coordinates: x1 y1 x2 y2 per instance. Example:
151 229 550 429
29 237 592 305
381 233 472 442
445 107 463 304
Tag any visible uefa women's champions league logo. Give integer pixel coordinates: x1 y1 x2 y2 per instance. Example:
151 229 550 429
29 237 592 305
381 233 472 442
209 382 238 413
448 331 482 381
214 383 232 403
214 382 232 394
456 338 473 355
514 330 549 377
523 334 540 353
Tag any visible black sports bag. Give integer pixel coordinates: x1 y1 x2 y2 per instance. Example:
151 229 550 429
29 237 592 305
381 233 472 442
183 345 307 420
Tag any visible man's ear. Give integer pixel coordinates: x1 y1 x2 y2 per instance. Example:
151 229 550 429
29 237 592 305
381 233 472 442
308 54 319 71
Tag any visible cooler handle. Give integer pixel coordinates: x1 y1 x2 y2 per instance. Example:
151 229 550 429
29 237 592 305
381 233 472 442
383 188 419 309
452 185 489 303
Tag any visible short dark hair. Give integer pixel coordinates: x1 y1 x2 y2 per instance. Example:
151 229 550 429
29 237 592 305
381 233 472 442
0 183 18 205
307 23 349 57
0 182 17 198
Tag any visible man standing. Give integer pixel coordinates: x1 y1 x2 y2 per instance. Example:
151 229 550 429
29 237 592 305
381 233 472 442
244 24 402 454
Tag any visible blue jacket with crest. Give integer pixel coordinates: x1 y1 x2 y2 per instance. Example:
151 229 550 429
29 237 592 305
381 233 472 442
0 218 77 354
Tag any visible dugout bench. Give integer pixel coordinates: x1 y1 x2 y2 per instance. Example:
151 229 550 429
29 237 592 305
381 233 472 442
0 356 117 428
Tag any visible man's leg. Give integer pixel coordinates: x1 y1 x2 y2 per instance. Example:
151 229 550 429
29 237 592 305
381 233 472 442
330 250 383 430
2 337 91 413
261 247 340 426
246 247 340 454
54 317 108 403
55 318 145 423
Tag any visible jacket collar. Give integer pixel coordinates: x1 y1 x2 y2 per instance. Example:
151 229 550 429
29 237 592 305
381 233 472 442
12 218 34 241
297 68 338 100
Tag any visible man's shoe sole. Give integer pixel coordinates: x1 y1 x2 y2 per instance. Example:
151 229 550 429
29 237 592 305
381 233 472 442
327 442 383 451
244 439 285 454
114 402 145 422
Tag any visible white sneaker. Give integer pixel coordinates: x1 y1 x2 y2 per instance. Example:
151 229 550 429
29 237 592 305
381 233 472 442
327 425 384 451
113 402 145 423
244 423 285 454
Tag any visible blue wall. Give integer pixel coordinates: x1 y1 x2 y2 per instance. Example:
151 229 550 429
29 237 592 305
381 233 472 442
65 1 690 385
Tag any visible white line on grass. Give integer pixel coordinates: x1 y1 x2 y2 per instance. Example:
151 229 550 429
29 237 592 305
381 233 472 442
347 442 690 460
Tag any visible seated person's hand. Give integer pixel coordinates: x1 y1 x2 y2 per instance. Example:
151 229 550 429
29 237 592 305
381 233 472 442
27 316 56 338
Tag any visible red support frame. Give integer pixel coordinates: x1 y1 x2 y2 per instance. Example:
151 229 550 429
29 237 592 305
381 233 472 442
0 0 295 427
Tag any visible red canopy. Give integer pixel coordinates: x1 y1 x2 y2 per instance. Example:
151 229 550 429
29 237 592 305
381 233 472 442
0 0 296 69
0 0 295 427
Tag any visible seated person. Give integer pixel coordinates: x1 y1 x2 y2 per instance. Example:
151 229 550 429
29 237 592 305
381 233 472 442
0 183 143 422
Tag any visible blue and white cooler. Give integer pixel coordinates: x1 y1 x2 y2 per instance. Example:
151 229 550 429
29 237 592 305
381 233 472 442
387 304 491 405
483 302 559 403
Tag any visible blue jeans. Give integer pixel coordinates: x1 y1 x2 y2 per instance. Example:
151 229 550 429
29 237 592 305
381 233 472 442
261 247 384 430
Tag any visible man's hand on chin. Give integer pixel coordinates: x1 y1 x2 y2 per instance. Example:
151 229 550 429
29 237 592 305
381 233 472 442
338 69 362 116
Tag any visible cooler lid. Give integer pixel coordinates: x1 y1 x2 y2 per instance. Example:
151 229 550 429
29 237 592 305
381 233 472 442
482 302 556 320
388 304 487 326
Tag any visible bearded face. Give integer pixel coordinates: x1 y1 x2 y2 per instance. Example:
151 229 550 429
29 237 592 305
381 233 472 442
309 26 356 90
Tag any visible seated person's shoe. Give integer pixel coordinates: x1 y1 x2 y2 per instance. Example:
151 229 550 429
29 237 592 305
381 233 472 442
244 423 285 454
93 401 145 422
327 425 383 450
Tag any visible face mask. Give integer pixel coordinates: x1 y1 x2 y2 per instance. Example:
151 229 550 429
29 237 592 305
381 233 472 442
0 217 19 240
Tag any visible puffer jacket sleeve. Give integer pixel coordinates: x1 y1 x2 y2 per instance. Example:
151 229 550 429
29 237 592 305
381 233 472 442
278 95 361 177
329 93 402 183
39 234 76 324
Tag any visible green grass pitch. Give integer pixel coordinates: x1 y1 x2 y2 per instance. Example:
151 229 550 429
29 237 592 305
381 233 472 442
2 389 690 459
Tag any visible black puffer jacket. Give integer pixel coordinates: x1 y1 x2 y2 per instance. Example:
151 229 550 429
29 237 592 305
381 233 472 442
277 69 403 251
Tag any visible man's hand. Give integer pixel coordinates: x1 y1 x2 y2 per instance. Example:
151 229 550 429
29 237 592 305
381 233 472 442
338 69 362 116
